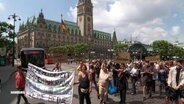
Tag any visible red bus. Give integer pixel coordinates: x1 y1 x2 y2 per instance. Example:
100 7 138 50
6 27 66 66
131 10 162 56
45 54 54 64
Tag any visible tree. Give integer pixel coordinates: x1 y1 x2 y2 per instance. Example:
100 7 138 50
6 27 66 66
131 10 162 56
152 40 184 59
73 43 88 57
113 43 128 52
48 43 88 56
152 40 171 57
0 21 16 55
0 21 14 37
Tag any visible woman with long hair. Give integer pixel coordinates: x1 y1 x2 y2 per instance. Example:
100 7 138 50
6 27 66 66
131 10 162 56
74 64 92 104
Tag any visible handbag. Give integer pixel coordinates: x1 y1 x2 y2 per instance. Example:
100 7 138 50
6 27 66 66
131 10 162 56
80 88 89 93
108 80 117 95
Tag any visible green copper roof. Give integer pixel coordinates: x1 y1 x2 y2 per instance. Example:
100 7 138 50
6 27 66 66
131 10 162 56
27 16 37 25
94 30 111 40
25 16 112 40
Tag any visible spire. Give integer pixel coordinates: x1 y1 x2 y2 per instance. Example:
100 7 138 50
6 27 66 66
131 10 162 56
112 30 118 45
37 9 45 24
39 9 44 18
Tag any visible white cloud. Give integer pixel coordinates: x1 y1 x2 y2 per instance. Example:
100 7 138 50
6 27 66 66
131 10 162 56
68 6 77 21
69 0 182 44
171 26 181 36
0 2 5 11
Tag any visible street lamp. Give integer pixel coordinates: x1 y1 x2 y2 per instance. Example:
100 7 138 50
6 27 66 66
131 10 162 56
8 13 21 66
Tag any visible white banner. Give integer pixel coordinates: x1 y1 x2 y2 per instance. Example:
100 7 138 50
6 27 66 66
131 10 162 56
25 63 75 104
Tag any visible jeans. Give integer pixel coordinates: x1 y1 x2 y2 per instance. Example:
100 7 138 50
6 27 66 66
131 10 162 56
131 76 137 94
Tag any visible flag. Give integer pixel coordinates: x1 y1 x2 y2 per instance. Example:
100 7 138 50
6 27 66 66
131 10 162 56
60 20 70 35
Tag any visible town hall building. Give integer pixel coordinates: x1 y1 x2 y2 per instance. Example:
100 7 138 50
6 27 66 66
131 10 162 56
17 0 117 58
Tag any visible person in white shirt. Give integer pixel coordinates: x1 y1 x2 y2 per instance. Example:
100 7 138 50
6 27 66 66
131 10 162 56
98 63 112 104
167 60 184 104
130 63 139 95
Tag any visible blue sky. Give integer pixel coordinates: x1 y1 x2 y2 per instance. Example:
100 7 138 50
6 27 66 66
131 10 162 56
1 0 184 44
0 0 76 29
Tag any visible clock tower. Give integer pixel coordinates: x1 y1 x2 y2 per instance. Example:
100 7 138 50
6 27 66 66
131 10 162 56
77 0 93 37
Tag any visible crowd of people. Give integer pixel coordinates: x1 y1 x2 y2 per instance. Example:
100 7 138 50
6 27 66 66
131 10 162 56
74 59 184 104
13 59 184 104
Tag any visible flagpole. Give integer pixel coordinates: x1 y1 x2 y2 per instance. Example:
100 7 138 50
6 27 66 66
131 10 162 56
61 14 63 22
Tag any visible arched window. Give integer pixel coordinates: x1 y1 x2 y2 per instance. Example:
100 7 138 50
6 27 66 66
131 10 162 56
48 24 52 31
58 26 61 33
67 28 70 35
79 30 81 36
53 25 56 32
75 29 78 35
71 29 74 35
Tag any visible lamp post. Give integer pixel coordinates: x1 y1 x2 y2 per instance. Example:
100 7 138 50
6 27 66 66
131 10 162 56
8 13 21 66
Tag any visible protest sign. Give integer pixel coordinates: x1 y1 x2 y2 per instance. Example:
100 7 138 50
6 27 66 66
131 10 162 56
115 52 131 63
25 63 75 104
145 55 160 62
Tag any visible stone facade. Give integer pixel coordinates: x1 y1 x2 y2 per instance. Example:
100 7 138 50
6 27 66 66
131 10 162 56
17 0 117 58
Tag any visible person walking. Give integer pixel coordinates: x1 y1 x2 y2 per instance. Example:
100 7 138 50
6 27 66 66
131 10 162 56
52 62 62 72
74 64 92 104
166 60 184 104
158 63 167 96
89 64 99 99
98 63 112 104
118 63 128 104
129 63 139 95
141 62 153 101
15 65 29 104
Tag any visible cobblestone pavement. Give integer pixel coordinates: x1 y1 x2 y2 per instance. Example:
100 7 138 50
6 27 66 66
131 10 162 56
0 63 166 104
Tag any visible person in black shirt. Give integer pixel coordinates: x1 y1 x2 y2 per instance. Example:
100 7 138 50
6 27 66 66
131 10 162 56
118 63 128 104
74 64 92 104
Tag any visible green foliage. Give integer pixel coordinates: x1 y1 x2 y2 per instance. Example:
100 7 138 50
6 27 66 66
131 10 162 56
152 40 184 59
48 43 88 57
0 38 13 52
113 43 128 52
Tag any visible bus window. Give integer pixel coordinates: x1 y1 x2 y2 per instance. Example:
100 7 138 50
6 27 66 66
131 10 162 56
20 48 45 68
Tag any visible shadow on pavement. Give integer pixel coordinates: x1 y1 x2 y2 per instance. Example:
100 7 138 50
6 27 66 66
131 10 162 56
37 102 45 104
107 97 119 104
0 74 17 104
